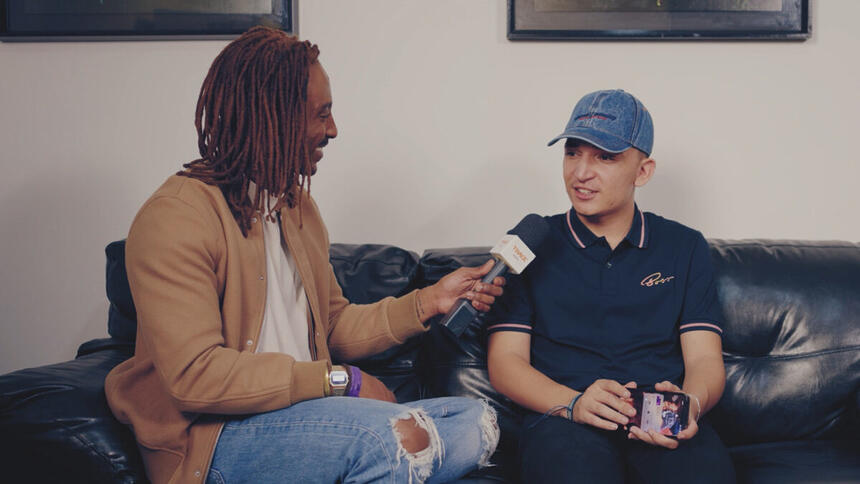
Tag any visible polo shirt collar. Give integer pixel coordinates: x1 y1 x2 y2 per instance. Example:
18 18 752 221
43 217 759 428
565 204 649 249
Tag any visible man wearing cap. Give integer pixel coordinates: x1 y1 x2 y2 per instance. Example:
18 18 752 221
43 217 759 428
486 90 735 483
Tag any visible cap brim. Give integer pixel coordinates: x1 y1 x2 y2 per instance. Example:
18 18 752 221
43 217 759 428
547 128 631 153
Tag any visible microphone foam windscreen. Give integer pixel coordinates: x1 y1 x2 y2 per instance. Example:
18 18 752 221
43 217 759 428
507 213 550 250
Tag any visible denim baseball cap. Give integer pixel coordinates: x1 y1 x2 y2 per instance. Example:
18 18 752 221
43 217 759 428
548 89 654 156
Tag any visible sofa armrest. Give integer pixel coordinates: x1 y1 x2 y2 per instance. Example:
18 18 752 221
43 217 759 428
0 341 147 483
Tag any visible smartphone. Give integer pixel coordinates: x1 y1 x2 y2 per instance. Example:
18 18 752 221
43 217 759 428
624 388 689 437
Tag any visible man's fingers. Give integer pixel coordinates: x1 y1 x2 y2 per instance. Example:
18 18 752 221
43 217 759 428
470 300 492 312
648 430 679 449
591 401 631 426
584 412 621 431
468 259 495 277
470 292 497 305
378 385 396 402
579 392 630 427
629 426 650 442
472 281 503 297
629 427 679 449
677 419 698 440
465 273 504 312
593 384 635 417
654 380 681 392
597 379 632 399
465 290 496 312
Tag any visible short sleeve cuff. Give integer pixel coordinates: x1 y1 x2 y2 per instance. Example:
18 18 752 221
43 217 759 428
678 320 723 336
486 322 533 335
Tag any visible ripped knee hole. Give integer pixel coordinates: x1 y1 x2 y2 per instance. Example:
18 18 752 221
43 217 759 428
393 417 430 454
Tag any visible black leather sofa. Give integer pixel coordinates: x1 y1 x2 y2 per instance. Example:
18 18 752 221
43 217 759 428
1 239 858 483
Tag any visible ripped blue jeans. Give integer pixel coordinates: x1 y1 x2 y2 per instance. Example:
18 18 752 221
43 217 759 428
206 396 499 484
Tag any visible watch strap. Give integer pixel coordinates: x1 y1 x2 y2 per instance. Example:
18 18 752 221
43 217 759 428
345 365 362 397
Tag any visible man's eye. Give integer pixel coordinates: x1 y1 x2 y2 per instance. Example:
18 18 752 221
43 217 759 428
600 154 616 161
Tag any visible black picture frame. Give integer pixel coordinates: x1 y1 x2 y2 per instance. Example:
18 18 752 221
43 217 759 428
0 0 296 41
508 0 810 40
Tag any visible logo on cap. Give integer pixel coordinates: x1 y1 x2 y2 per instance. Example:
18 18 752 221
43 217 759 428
575 113 617 122
547 89 654 156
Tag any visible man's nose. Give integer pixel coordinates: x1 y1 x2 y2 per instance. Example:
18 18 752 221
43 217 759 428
574 156 596 180
326 115 338 139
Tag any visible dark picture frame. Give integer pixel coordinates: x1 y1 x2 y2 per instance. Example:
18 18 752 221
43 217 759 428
0 0 296 41
508 0 810 40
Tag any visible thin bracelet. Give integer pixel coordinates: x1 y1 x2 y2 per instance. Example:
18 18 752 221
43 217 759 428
689 393 702 422
566 393 582 420
416 288 429 324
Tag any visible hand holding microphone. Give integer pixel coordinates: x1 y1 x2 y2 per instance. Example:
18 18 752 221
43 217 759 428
431 214 550 336
418 259 506 320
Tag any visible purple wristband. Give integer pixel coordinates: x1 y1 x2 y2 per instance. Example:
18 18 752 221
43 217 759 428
346 365 362 397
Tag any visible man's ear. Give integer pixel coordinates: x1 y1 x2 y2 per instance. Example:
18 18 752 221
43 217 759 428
635 157 656 187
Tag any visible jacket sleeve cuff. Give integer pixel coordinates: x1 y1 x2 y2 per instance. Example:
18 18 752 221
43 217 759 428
289 360 331 404
387 289 426 343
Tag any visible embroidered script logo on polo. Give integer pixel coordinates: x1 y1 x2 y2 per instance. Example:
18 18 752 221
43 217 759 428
641 272 675 287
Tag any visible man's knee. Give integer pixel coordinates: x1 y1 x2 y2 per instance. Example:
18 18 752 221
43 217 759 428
387 409 445 483
393 417 430 454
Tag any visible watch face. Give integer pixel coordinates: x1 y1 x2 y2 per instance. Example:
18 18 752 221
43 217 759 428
331 371 348 386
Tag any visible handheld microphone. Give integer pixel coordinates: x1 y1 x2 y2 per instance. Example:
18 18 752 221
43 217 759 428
438 214 549 336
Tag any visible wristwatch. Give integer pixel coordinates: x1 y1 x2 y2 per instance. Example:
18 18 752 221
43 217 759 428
327 365 350 396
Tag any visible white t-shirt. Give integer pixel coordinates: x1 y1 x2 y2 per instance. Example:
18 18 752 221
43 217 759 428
253 190 312 362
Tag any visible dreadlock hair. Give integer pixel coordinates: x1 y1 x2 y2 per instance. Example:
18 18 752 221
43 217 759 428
179 26 320 236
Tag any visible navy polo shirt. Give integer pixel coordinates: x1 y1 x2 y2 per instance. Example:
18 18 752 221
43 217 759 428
487 206 723 391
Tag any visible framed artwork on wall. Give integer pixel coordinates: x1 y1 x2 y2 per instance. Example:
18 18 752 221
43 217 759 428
508 0 810 40
0 0 296 41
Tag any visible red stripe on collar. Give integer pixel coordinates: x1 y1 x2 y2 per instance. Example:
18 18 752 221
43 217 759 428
566 209 585 248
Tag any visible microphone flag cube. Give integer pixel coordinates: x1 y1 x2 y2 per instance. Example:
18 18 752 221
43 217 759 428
490 234 535 274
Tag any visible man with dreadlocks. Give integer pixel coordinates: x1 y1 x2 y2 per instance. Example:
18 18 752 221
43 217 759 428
105 26 501 484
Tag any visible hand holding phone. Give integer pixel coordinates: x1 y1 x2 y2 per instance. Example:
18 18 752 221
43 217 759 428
570 379 638 431
623 388 689 437
624 381 699 449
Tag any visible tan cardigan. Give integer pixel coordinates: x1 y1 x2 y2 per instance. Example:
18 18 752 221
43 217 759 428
105 175 425 484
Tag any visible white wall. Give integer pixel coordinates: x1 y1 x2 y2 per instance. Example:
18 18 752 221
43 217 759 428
1 1 857 373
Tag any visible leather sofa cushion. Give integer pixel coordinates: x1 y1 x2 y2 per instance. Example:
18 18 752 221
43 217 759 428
708 240 860 446
0 341 146 483
328 243 425 402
